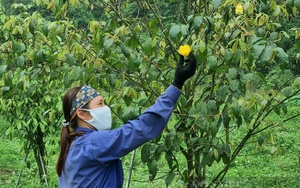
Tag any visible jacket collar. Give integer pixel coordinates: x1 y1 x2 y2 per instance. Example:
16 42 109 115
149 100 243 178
75 127 95 133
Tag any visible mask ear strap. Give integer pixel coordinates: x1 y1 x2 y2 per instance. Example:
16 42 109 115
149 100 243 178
79 108 90 112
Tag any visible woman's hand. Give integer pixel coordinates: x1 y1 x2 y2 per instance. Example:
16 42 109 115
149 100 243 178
172 53 197 89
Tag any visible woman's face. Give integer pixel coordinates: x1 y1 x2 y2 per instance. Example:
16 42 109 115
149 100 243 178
80 95 105 120
88 95 105 109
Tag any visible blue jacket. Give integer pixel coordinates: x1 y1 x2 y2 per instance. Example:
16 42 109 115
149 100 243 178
59 85 181 188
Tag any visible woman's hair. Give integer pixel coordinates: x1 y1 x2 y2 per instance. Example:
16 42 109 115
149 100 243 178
56 86 89 176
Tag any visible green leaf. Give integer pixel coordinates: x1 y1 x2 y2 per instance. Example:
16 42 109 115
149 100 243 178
71 66 82 79
126 36 139 49
107 74 116 87
207 55 218 73
17 55 25 67
239 39 247 52
48 22 57 30
231 39 239 53
296 40 300 52
213 149 219 159
227 68 237 79
2 86 11 95
213 0 222 9
274 47 289 64
89 75 97 88
173 135 181 151
165 151 173 168
120 43 131 59
191 16 203 32
216 85 229 102
180 25 188 36
123 95 132 106
229 80 239 91
149 144 157 155
0 65 7 76
128 57 141 71
251 40 266 58
272 105 280 115
247 95 256 108
233 50 244 66
204 16 214 34
121 107 139 123
269 32 278 41
231 102 240 118
141 143 150 163
198 102 208 117
258 134 266 146
219 143 231 157
280 103 288 115
165 172 175 185
281 87 292 97
260 45 274 63
45 66 50 73
35 49 44 63
148 160 158 181
165 133 173 150
169 24 180 41
199 40 206 53
4 71 13 86
269 133 274 144
222 155 230 165
236 116 242 127
207 100 216 115
295 0 300 10
294 77 300 86
138 98 149 106
40 123 45 133
143 38 153 55
104 38 114 49
257 28 265 37
146 70 157 83
154 144 164 160
26 161 31 169
29 20 36 35
211 125 218 137
255 72 268 84
222 111 231 128
63 72 71 86
12 42 26 54
205 153 215 166
42 22 49 36
5 127 11 136
65 53 76 64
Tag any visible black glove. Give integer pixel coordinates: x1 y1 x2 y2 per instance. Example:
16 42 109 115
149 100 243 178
172 52 197 89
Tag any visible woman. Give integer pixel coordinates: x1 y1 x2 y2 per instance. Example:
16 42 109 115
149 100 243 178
56 53 197 187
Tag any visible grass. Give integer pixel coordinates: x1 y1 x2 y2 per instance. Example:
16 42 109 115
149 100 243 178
0 136 22 187
0 106 300 188
207 106 300 188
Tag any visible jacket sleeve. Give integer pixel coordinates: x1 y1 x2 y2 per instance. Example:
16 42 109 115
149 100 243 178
90 85 181 162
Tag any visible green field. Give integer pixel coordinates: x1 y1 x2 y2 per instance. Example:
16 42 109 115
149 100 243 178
1 108 300 188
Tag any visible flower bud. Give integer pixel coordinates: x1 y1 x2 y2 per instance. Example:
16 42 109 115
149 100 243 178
235 3 243 15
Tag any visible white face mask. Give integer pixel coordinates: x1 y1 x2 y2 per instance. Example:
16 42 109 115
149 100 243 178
82 106 112 131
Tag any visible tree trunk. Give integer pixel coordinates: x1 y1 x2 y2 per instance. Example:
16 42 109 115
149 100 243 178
32 125 48 183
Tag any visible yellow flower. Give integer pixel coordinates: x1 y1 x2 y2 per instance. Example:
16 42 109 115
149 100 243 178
178 45 191 57
235 3 243 15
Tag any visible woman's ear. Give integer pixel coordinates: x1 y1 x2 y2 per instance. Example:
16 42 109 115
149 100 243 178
76 109 88 120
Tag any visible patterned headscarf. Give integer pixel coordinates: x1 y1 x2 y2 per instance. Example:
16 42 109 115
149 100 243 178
70 85 100 117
